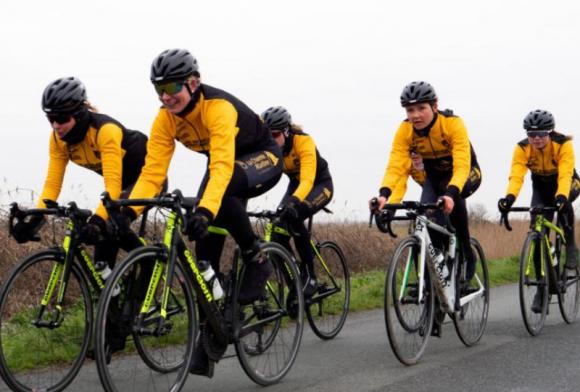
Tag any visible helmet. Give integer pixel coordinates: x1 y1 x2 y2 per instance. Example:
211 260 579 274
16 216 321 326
261 106 292 130
523 109 555 131
150 49 199 83
42 77 87 114
400 81 437 107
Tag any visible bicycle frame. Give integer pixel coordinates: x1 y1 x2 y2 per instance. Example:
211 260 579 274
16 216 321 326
403 214 485 313
524 214 566 279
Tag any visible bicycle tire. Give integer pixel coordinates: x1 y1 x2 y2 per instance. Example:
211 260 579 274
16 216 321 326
235 242 304 385
384 236 434 365
0 250 92 392
95 246 196 392
452 237 490 346
557 241 580 323
519 233 549 336
306 241 350 340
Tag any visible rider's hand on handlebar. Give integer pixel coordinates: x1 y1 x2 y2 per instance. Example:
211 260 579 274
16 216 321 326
369 196 388 212
110 206 136 235
11 215 45 244
555 194 569 212
498 194 515 213
278 196 300 221
185 207 212 241
80 214 107 245
439 196 454 215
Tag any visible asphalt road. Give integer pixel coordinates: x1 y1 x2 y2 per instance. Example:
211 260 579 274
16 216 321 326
3 283 580 392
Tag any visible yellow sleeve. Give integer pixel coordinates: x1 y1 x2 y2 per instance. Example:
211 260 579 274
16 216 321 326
447 117 472 192
292 135 317 201
198 100 238 217
94 124 124 219
129 110 175 215
38 133 69 208
388 167 425 203
506 144 528 197
556 140 575 197
381 122 412 193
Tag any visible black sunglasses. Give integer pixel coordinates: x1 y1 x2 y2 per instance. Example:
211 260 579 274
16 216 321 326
527 131 551 138
46 113 73 124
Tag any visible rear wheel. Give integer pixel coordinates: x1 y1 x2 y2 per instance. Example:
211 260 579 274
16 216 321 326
384 237 434 365
95 246 196 392
452 237 489 346
235 242 304 385
0 250 92 392
306 241 350 340
519 233 549 336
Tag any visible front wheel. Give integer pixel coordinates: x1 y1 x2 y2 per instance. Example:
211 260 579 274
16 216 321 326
95 246 196 392
557 242 580 323
519 233 549 336
0 250 92 392
235 242 304 385
384 237 434 366
452 237 489 346
306 241 350 340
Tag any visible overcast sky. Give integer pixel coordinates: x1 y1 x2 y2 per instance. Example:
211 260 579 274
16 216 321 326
1 0 579 220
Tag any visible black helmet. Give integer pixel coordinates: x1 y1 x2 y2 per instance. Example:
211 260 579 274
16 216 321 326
400 81 437 107
150 49 199 83
523 109 555 131
261 106 292 130
42 77 87 114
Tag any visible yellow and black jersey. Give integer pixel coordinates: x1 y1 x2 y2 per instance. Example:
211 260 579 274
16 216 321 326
39 112 147 218
381 110 477 199
506 131 577 198
282 132 330 201
129 84 272 217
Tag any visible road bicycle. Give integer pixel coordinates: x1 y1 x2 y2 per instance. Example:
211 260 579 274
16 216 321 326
373 200 489 365
94 191 304 391
0 200 153 392
500 206 580 336
248 208 350 339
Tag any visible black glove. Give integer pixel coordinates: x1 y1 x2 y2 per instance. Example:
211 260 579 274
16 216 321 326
11 215 45 244
498 194 516 213
279 196 301 221
110 207 136 235
81 215 108 245
185 207 213 241
555 194 569 212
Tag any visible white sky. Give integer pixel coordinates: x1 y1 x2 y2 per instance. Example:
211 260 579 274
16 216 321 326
1 0 579 220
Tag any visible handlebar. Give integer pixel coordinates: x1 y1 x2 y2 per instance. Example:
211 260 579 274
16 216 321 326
369 199 446 238
8 200 92 242
101 190 199 235
500 206 558 232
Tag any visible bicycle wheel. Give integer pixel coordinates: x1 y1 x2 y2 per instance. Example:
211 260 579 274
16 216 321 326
306 241 350 340
0 250 92 392
384 237 434 366
558 244 580 323
452 237 490 346
235 242 304 385
519 233 549 336
95 246 196 392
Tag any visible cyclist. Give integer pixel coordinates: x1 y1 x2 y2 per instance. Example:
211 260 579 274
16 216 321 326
371 81 482 337
116 49 283 377
498 109 580 313
261 106 333 297
10 76 149 355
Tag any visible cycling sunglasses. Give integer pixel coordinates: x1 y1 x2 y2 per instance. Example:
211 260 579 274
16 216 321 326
46 113 73 124
154 81 186 96
527 130 551 138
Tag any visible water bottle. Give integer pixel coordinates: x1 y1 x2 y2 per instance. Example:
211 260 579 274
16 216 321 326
433 249 450 281
550 244 558 267
95 261 120 297
198 260 224 300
